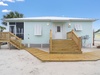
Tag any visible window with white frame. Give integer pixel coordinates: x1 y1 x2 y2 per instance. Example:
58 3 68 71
34 25 42 35
74 24 82 31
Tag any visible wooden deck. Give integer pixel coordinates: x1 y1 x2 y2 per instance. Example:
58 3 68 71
25 48 100 62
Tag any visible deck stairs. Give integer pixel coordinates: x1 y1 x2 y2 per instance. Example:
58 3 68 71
51 39 82 54
0 32 26 49
49 30 82 54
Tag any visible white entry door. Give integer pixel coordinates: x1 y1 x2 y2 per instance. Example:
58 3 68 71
54 25 63 39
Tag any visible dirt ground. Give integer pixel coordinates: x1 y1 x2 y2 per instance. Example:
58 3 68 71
0 41 100 75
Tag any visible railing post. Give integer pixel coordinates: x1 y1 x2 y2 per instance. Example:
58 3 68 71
8 32 10 41
79 37 82 50
0 43 1 49
71 30 73 39
49 30 52 53
20 39 22 48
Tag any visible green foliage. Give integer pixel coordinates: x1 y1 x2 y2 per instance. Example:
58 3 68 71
95 29 100 33
2 11 24 25
0 26 6 32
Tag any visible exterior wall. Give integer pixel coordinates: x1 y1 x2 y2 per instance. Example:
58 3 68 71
3 22 9 32
23 22 52 46
66 21 93 47
7 20 94 48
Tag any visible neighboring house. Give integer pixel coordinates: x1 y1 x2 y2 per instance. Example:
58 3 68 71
95 29 100 41
4 17 97 48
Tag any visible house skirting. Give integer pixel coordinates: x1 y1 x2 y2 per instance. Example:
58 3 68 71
25 44 49 48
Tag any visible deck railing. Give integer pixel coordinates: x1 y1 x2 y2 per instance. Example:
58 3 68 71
0 32 9 41
49 30 52 53
67 30 81 50
9 32 22 48
0 32 22 48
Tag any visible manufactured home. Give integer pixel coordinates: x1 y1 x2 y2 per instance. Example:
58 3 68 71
0 17 97 53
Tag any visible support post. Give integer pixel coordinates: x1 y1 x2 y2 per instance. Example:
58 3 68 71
8 42 11 50
0 43 1 49
93 30 94 46
79 37 82 50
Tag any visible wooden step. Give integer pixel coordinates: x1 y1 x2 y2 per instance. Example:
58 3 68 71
52 40 74 43
51 39 81 54
52 44 78 47
50 51 82 54
10 39 25 49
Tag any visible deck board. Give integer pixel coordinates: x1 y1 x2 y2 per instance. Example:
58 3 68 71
25 48 100 62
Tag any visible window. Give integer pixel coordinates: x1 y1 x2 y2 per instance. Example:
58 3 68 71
16 22 24 39
57 26 60 32
9 22 15 25
74 24 82 31
34 25 42 35
9 22 24 39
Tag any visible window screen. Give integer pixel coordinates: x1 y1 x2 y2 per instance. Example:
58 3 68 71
9 22 15 25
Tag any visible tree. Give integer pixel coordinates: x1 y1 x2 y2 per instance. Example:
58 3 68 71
2 11 24 25
95 29 100 33
0 26 6 32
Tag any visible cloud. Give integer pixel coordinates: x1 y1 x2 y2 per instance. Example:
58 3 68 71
1 0 15 2
0 1 8 6
16 0 24 2
2 9 12 12
0 0 24 3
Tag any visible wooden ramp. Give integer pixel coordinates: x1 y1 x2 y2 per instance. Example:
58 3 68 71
0 32 26 49
25 48 100 62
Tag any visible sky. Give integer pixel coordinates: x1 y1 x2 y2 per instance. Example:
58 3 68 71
0 0 100 31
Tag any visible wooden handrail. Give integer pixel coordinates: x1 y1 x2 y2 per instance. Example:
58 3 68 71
9 32 22 41
67 31 71 34
72 30 79 39
0 32 22 48
67 30 81 50
49 30 52 53
0 32 9 41
9 32 22 48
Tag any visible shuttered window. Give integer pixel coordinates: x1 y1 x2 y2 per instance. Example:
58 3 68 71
34 25 42 35
74 24 82 31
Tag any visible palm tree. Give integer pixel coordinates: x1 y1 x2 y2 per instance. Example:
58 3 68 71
2 11 24 25
0 26 6 32
95 29 100 33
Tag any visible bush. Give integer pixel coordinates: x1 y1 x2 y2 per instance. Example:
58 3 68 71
97 45 100 48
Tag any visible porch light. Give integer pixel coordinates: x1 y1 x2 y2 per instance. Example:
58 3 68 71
68 23 71 28
47 23 50 26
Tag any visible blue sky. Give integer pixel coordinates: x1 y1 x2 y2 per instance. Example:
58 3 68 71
0 0 100 31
